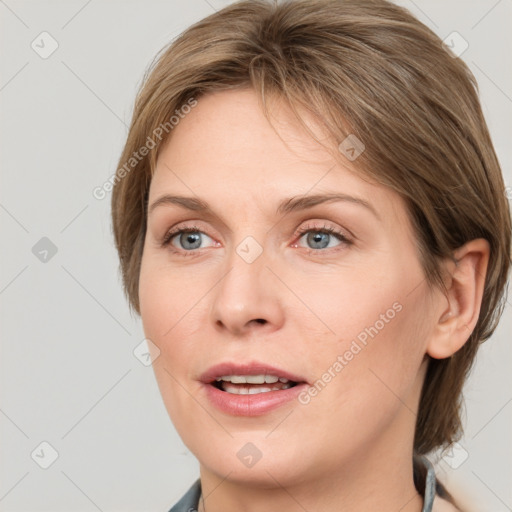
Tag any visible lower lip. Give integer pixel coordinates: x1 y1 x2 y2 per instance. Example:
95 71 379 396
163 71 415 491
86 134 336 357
203 382 309 416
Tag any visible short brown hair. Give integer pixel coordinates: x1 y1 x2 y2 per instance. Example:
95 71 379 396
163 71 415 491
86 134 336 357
111 0 511 455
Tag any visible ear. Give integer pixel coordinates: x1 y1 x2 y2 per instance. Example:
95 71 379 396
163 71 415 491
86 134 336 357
426 238 490 359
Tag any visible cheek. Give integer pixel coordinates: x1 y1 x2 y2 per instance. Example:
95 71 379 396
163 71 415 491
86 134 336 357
139 255 208 341
139 259 193 410
295 257 429 405
139 259 209 434
291 297 429 468
280 260 415 351
319 294 428 420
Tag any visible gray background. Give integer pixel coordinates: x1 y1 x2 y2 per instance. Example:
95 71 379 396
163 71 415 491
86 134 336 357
0 0 510 510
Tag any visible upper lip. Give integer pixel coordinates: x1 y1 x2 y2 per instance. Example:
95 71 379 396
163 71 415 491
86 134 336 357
199 361 308 385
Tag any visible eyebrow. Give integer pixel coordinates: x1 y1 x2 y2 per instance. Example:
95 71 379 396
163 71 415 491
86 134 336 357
148 192 379 220
277 193 379 219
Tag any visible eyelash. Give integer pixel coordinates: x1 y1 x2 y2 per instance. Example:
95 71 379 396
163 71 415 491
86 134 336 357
160 222 352 256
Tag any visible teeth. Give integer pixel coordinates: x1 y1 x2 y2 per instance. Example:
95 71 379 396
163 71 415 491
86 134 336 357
222 382 293 394
215 374 289 384
249 386 269 394
229 375 249 384
246 375 265 384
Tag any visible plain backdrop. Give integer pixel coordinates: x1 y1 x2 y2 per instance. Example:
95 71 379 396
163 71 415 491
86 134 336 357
1 1 511 511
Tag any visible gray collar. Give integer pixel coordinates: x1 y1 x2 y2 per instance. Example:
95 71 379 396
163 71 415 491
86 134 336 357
422 456 437 512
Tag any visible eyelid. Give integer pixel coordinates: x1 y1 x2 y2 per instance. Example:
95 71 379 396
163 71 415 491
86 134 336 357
292 220 352 240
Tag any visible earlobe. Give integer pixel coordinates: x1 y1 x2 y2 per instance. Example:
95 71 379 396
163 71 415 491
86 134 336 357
426 238 490 360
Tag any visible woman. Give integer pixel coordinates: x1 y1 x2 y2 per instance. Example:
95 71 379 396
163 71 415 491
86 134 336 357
111 0 511 510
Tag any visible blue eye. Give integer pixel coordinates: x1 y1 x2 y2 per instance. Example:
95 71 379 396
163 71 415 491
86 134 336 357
301 230 337 249
175 231 202 250
163 227 215 251
296 227 350 250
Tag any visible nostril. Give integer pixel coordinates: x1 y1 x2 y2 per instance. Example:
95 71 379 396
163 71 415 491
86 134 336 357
254 319 266 324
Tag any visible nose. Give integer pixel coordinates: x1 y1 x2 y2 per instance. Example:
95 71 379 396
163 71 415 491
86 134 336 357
209 242 285 337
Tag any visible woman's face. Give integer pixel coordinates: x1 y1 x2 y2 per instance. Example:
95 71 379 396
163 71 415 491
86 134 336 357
139 88 436 486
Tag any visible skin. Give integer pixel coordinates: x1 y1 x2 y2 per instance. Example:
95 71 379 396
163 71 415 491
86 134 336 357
138 88 489 512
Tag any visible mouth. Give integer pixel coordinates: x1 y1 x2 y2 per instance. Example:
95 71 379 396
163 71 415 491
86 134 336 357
199 362 309 416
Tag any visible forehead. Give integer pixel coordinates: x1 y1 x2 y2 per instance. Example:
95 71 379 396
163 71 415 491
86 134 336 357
150 88 407 224
157 88 334 173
